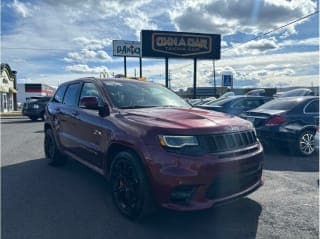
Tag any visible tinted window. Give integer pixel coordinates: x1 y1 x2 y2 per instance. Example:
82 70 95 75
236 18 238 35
257 99 301 110
232 99 246 109
63 83 81 107
305 100 319 113
53 85 67 103
281 89 312 97
79 82 103 105
206 97 234 106
246 99 264 108
103 81 189 108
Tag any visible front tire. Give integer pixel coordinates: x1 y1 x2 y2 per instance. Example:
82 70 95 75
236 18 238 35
297 130 315 156
110 151 155 220
44 129 67 166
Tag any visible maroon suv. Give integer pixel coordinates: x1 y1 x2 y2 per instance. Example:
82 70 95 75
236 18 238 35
44 77 263 219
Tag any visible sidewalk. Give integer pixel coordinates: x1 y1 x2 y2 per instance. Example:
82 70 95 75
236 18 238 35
0 111 22 118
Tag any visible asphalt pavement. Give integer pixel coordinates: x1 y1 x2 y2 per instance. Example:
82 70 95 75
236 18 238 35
1 117 319 239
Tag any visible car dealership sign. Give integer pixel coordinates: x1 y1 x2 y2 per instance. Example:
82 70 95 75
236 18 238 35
141 30 221 59
113 40 141 57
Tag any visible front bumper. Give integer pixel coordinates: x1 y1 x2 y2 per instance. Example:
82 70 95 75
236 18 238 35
145 142 264 211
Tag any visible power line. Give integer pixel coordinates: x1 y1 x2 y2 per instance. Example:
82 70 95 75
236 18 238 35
2 10 318 71
171 10 319 71
223 10 319 52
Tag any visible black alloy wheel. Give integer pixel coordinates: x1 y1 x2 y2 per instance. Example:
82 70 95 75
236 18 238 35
297 130 315 156
110 151 155 220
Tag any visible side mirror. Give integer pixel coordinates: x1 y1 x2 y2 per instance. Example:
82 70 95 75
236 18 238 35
79 96 99 110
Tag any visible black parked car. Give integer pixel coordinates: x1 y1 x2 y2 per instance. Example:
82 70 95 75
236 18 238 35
243 96 319 156
197 96 271 116
22 96 51 121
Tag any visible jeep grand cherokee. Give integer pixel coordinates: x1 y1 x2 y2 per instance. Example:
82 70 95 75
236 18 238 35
44 77 263 219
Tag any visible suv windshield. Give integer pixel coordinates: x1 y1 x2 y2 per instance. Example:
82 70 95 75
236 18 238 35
103 81 190 109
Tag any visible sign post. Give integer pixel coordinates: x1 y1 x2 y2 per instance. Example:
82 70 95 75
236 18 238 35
112 40 142 77
141 30 221 95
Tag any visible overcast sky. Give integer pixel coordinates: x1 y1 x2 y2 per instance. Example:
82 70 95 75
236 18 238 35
1 0 319 89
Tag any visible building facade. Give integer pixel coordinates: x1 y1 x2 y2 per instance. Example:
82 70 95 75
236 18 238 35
17 83 56 104
0 64 18 112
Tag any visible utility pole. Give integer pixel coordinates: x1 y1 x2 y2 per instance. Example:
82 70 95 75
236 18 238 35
213 60 216 97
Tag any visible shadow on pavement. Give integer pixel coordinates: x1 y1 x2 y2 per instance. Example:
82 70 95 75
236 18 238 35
2 158 262 239
264 146 319 172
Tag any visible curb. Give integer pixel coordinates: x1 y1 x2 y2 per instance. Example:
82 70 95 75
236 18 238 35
0 112 23 118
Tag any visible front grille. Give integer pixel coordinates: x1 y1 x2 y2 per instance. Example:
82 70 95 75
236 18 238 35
201 130 258 153
206 161 262 200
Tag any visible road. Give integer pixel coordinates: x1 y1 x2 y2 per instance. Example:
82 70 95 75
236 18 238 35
1 117 319 239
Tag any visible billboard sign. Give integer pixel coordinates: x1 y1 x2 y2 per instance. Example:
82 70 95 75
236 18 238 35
113 40 141 57
141 30 221 59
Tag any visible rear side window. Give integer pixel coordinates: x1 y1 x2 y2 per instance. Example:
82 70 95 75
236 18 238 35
257 99 299 110
63 83 81 107
53 85 67 103
305 100 319 113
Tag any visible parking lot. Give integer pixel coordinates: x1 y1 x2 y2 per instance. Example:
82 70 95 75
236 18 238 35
1 117 319 239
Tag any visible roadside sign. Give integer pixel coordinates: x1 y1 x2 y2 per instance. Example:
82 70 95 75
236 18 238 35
113 40 141 57
222 75 233 87
141 30 221 59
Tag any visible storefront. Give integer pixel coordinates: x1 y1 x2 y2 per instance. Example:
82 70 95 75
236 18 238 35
1 64 18 112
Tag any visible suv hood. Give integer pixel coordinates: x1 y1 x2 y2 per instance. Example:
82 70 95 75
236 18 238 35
120 107 252 132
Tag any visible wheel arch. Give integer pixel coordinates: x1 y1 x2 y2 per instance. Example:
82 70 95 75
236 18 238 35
105 142 149 179
299 125 317 134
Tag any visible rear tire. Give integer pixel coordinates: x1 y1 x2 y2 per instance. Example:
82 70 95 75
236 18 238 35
110 151 156 220
44 129 67 166
296 130 315 156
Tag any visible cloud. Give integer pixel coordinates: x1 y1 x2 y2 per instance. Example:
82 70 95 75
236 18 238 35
227 38 279 56
8 0 32 18
122 10 158 38
170 0 317 35
72 37 112 50
280 37 319 47
64 49 112 63
65 64 110 74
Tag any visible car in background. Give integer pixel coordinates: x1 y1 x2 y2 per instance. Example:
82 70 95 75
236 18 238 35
243 96 319 156
219 91 235 98
44 77 263 220
246 89 266 96
22 96 51 121
187 98 202 105
196 96 271 116
274 88 314 98
188 97 217 106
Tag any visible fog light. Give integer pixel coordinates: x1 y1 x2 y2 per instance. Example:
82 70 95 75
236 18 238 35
170 185 198 204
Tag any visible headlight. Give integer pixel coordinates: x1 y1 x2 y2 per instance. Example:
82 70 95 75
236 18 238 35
158 135 199 148
33 104 39 109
